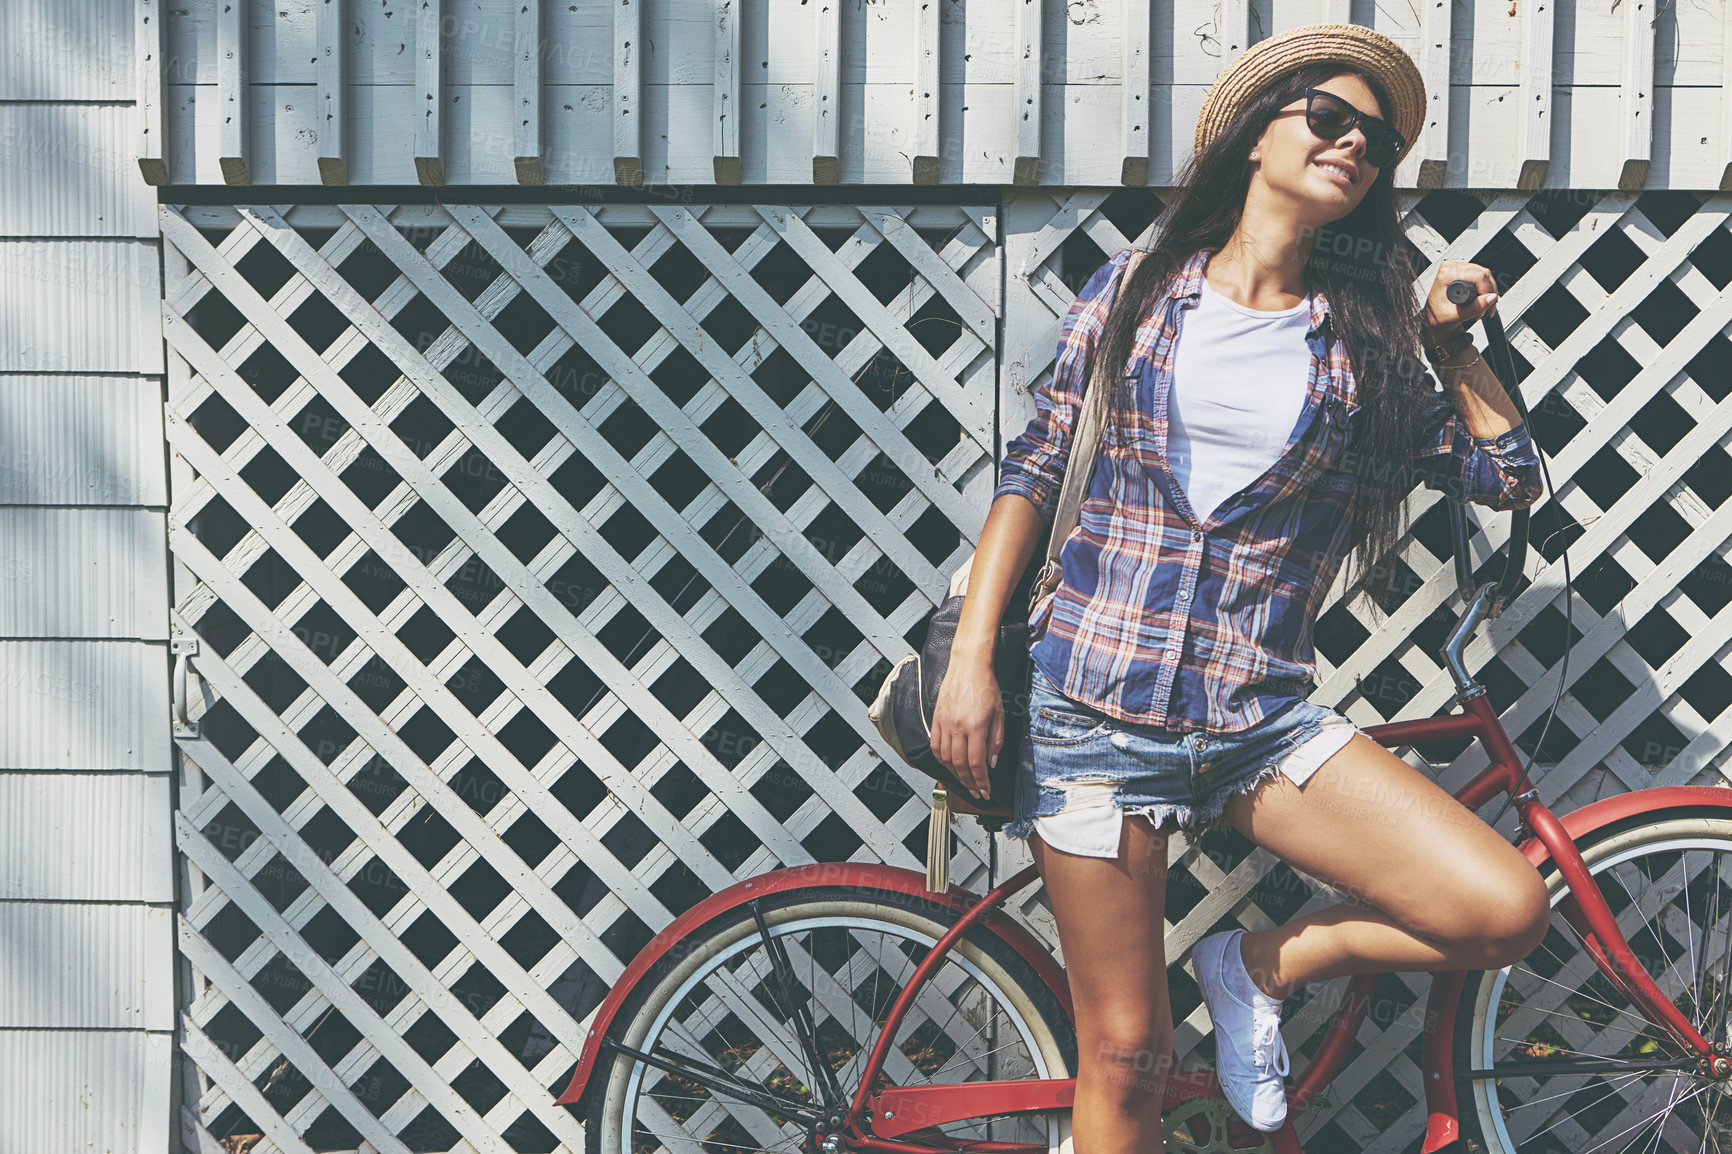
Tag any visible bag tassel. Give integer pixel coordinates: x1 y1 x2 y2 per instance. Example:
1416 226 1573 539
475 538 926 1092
925 786 951 893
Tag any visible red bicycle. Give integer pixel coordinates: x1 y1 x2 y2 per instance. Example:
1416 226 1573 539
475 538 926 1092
556 319 1732 1152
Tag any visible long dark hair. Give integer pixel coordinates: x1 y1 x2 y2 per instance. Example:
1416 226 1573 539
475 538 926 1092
1090 63 1431 609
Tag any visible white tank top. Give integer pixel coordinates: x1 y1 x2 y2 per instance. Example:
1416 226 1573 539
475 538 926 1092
1167 273 1315 524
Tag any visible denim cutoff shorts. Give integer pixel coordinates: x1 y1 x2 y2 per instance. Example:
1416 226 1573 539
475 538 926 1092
1001 662 1360 858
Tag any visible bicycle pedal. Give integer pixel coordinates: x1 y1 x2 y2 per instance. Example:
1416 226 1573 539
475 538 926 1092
925 786 950 892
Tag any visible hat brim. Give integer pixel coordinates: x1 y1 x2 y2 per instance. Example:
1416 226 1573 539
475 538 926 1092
1194 23 1425 170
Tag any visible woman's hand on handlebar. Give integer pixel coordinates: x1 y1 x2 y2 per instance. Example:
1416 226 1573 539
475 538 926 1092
930 662 1003 801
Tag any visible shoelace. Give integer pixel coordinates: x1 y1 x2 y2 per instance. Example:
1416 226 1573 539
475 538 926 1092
1252 1015 1291 1078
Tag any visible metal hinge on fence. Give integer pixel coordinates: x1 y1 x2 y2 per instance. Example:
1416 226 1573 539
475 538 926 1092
172 635 200 739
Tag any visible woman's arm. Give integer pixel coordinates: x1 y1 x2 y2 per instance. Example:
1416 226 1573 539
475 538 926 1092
1430 332 1524 440
1409 340 1544 511
951 245 1135 664
1409 264 1545 510
932 248 1137 794
991 247 1138 523
951 496 1047 671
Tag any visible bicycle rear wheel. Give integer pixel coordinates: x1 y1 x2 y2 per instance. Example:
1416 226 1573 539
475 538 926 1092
584 887 1075 1154
1457 814 1732 1153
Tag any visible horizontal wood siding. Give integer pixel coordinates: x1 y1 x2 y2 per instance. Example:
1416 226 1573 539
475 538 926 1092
1 4 175 1149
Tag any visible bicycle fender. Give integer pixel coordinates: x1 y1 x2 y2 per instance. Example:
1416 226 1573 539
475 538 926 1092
1419 785 1732 1153
553 862 1072 1107
1513 786 1732 869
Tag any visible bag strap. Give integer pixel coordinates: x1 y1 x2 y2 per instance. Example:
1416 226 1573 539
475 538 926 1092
1029 246 1154 610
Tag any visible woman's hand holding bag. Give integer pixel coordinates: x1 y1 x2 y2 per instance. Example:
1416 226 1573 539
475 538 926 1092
930 660 1003 800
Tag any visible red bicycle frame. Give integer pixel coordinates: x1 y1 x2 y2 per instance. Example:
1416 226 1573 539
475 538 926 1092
833 682 1717 1154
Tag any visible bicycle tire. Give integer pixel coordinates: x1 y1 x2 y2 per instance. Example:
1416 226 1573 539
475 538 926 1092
1455 813 1732 1154
583 886 1076 1154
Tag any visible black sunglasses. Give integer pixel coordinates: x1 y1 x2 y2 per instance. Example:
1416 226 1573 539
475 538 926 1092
1280 88 1405 170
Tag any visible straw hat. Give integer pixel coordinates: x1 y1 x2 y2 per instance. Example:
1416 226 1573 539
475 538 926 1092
1193 23 1425 169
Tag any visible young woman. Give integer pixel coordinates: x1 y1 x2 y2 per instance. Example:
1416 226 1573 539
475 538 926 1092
929 23 1551 1150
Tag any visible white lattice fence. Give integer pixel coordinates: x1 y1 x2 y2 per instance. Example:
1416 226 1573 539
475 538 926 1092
164 200 1004 1151
1000 184 1732 1151
165 187 1732 1154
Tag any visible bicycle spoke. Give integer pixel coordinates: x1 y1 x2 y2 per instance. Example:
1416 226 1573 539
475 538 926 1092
1577 1081 1714 1154
1612 856 1698 1007
1491 1034 1684 1065
1684 852 1700 1035
926 1033 1043 1084
1523 928 1645 1020
611 1038 823 1123
1514 1069 1655 1139
751 900 845 1108
1713 898 1732 1046
1638 1075 1695 1154
1617 857 1689 999
1495 995 1662 1040
1504 1067 1654 1122
598 899 1063 1154
1469 827 1732 1154
1697 864 1727 1040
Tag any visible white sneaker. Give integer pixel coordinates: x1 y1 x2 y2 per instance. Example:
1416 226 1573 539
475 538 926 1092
1194 929 1290 1131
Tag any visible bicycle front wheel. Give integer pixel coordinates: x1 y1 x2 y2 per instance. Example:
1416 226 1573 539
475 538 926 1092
584 887 1076 1154
1458 814 1732 1153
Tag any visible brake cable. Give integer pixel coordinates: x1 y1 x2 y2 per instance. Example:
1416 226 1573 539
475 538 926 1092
1440 274 1573 829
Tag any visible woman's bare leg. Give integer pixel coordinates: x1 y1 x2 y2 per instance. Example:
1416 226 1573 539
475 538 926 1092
1220 733 1551 999
1032 815 1174 1154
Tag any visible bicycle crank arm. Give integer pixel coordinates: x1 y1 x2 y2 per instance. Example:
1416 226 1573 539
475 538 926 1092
601 1036 826 1124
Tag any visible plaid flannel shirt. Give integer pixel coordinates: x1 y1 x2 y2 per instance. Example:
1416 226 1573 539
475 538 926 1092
996 245 1544 733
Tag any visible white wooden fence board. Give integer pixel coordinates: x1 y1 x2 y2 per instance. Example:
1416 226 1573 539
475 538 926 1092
530 0 613 84
143 0 1732 187
439 0 520 86
710 0 740 182
613 0 641 184
316 0 347 184
333 82 422 182
812 0 839 183
415 0 445 184
216 0 249 182
158 76 1732 188
166 83 324 185
137 0 170 183
512 0 540 183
